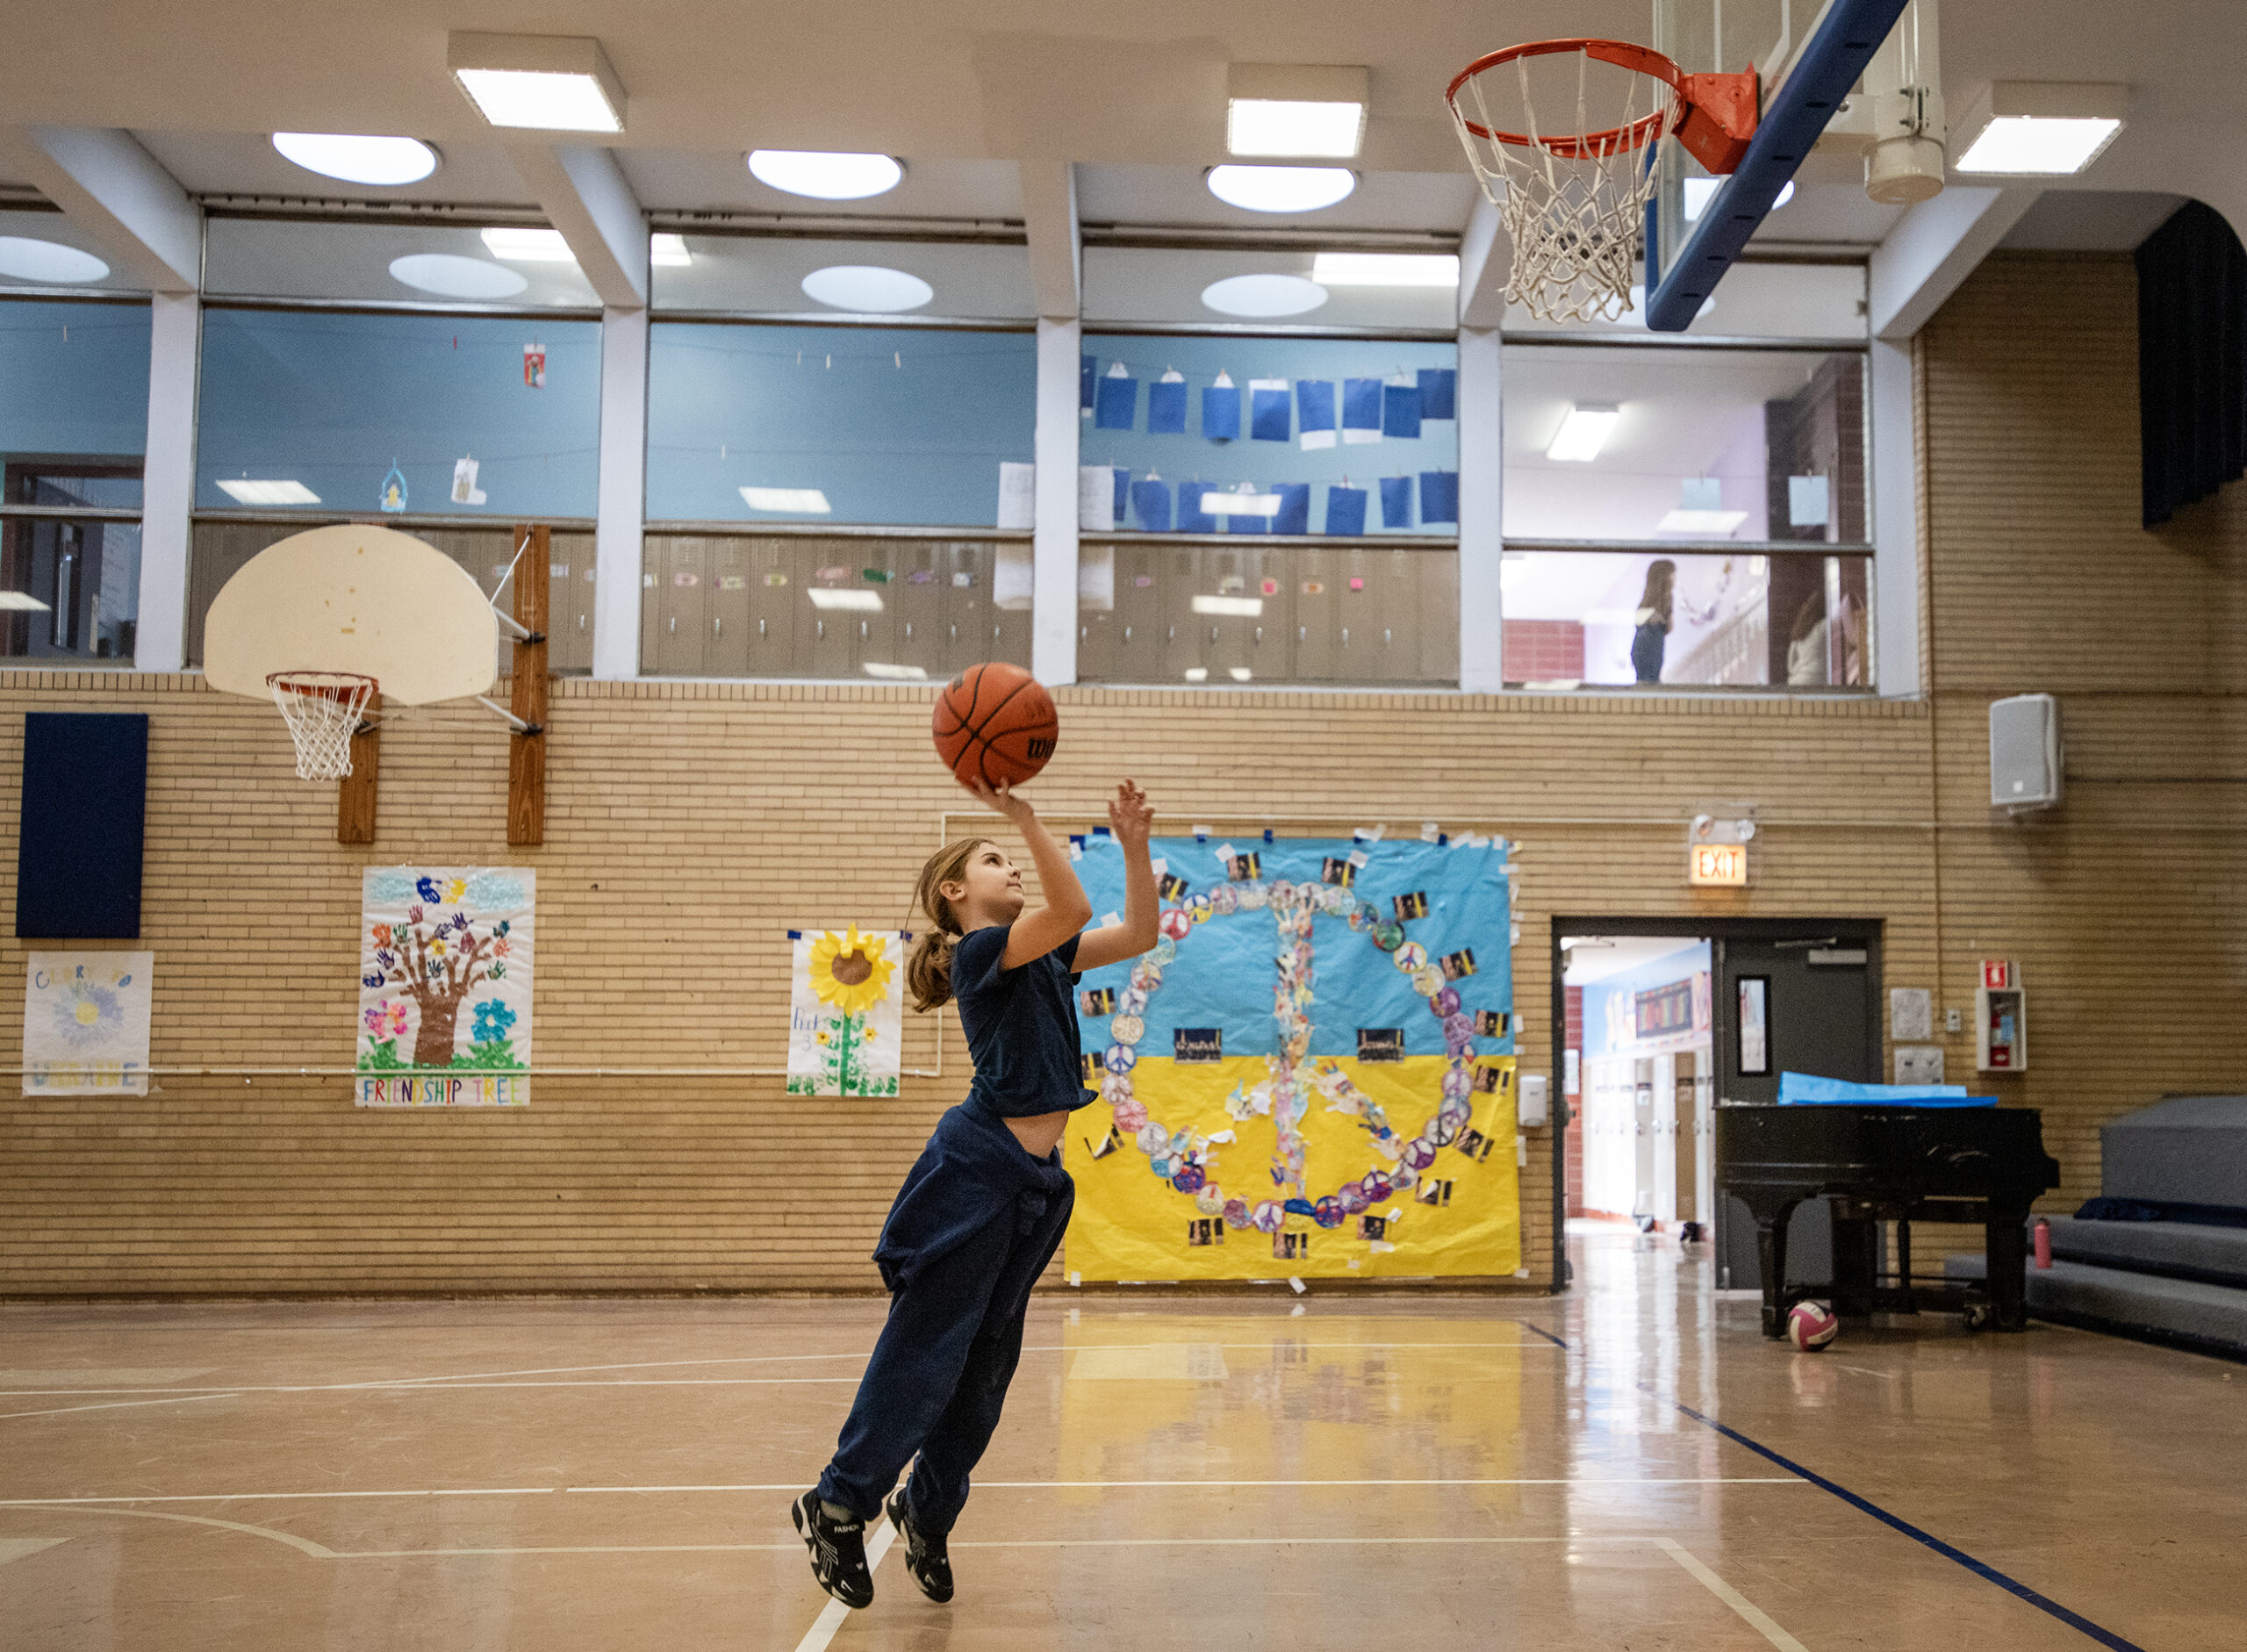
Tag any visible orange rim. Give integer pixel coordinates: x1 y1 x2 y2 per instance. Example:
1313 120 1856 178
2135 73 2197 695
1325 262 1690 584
1447 37 1684 159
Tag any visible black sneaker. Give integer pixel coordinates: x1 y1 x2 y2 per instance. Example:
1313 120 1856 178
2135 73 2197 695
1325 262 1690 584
885 1487 954 1604
793 1490 872 1609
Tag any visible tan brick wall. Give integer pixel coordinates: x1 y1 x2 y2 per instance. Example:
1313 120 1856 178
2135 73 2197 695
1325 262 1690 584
0 250 2236 1296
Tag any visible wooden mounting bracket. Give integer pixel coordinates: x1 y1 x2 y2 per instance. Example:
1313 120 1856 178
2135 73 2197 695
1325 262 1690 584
507 523 549 846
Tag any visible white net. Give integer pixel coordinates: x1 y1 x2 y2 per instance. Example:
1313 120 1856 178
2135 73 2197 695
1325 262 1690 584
268 672 377 781
1448 43 1682 324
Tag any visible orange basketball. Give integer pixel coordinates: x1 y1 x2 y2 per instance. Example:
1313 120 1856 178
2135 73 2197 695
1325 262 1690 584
932 663 1059 788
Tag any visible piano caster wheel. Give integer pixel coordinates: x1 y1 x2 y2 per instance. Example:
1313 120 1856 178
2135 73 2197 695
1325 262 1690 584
1963 1304 1993 1332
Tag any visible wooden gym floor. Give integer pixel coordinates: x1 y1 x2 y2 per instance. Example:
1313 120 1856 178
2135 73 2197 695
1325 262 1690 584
0 1225 2235 1650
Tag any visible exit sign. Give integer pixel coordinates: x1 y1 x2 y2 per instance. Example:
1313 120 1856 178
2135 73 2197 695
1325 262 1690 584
1689 843 1748 887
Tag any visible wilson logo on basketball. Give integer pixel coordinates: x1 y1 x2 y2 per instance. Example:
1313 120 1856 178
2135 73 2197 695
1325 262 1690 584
1025 737 1054 759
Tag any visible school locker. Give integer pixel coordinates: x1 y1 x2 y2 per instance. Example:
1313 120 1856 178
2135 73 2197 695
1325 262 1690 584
706 540 752 675
1157 547 1205 682
549 531 596 674
1292 549 1342 682
742 538 797 676
890 542 946 680
653 538 709 674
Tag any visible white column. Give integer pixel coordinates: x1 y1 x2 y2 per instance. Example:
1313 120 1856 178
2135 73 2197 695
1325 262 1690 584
1870 338 1922 698
591 305 648 681
135 291 197 673
1032 317 1080 686
1456 325 1504 692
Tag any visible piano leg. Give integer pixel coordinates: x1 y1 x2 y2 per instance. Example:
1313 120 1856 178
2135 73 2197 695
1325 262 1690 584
1831 1213 1879 1318
1754 1199 1800 1338
1986 1205 2032 1331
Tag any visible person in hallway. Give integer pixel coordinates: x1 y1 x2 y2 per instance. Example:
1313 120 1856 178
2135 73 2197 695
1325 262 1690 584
793 776 1159 1611
1631 559 1676 684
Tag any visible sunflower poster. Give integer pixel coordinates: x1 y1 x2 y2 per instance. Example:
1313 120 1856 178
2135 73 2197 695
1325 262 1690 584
788 926 906 1097
355 867 535 1107
1064 834 1518 1282
22 952 154 1095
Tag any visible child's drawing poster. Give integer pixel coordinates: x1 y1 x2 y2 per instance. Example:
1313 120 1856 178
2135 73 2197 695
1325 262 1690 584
356 868 534 1107
23 952 154 1095
788 926 905 1097
1066 835 1518 1282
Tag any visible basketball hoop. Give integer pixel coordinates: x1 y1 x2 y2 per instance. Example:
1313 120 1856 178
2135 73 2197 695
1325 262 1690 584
1447 38 1758 323
268 671 377 781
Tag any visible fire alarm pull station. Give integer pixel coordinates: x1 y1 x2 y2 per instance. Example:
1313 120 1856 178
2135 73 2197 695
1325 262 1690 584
1977 959 2025 1073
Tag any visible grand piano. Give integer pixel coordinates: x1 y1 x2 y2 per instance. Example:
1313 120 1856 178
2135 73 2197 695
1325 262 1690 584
1716 1103 2062 1337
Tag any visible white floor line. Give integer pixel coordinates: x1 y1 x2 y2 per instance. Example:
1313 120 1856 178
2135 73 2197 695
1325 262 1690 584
792 1519 894 1652
1655 1536 1810 1652
0 1393 244 1422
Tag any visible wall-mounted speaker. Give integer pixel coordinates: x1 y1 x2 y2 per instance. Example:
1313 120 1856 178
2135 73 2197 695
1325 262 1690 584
1989 693 2063 813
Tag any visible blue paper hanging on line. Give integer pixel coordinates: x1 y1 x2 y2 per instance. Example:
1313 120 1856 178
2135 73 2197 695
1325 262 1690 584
1380 476 1414 529
1419 470 1459 524
1250 381 1291 442
1383 382 1423 439
1112 467 1130 521
1418 367 1457 420
1147 373 1188 434
1272 483 1311 535
1095 367 1138 430
1343 377 1383 434
1228 490 1268 535
1080 355 1096 411
1178 483 1218 533
1296 380 1337 449
1202 377 1240 442
1131 478 1172 531
1325 484 1368 535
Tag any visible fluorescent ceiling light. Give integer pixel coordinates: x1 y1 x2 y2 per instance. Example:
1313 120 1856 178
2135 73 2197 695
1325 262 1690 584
1546 405 1620 463
747 150 904 200
217 479 322 506
650 233 691 267
0 237 109 284
808 586 882 611
387 253 529 298
800 264 933 312
1655 509 1749 534
1200 273 1328 318
1683 176 1791 221
742 486 833 514
862 661 928 680
1954 82 2128 176
1206 164 1357 213
1310 252 1459 287
271 133 439 186
1191 594 1266 616
481 226 575 262
1229 100 1365 159
449 32 625 132
0 591 54 612
1197 492 1281 519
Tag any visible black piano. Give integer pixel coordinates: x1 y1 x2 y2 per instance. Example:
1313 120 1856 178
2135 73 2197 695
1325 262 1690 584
1716 1103 2061 1337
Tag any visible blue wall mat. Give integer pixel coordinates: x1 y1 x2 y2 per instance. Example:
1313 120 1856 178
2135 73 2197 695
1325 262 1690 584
645 322 1035 526
1080 353 1096 409
1418 367 1457 420
0 299 152 460
1250 381 1291 442
1131 477 1173 530
1296 379 1336 438
1177 483 1218 532
18 713 146 939
199 308 603 519
1325 484 1368 535
1419 470 1460 524
1382 382 1423 440
1201 380 1240 441
1147 376 1188 433
1095 368 1138 429
1343 377 1383 432
1273 482 1311 535
1380 476 1415 528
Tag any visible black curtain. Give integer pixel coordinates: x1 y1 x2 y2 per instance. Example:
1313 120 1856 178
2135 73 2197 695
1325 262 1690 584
2136 200 2247 528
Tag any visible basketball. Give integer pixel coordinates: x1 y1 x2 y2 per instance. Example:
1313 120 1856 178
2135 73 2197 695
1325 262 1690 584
932 663 1059 788
1786 1300 1840 1352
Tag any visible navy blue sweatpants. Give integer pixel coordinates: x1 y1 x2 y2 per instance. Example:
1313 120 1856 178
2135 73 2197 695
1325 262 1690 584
816 1095 1074 1532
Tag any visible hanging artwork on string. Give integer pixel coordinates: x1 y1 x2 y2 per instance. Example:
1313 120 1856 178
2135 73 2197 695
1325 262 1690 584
356 868 535 1106
378 461 407 514
1202 371 1240 442
1147 369 1188 434
523 341 547 388
451 455 487 506
1065 835 1518 1282
22 951 154 1095
787 925 906 1096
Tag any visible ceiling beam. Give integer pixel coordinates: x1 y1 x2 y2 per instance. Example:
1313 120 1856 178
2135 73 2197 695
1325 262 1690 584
5 126 199 294
508 143 648 308
1457 196 1508 329
1869 184 2042 341
1020 161 1080 320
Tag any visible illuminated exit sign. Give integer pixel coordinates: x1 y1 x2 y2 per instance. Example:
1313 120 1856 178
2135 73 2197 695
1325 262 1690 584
1689 843 1748 887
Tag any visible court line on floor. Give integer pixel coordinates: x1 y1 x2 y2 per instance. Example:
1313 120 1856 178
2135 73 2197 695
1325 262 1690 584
0 1393 246 1422
793 1519 894 1652
1655 1537 1808 1651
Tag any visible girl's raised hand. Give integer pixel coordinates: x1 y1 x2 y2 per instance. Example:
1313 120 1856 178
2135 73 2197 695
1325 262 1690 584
1106 779 1154 847
964 773 1036 823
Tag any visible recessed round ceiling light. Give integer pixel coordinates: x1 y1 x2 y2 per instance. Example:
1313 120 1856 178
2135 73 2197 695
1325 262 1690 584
1206 164 1357 213
387 253 530 299
749 150 905 200
272 133 440 186
801 264 932 312
1200 274 1329 318
0 237 110 284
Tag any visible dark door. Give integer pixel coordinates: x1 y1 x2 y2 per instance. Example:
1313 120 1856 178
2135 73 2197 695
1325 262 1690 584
1714 930 1880 1290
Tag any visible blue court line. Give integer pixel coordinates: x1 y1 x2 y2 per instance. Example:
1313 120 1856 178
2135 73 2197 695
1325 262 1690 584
1518 1323 1570 1350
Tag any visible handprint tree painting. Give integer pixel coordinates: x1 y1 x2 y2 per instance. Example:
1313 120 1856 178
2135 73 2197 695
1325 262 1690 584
355 867 535 1106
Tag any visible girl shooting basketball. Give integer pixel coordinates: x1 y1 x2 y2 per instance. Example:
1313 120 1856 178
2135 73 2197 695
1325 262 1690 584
794 774 1158 1609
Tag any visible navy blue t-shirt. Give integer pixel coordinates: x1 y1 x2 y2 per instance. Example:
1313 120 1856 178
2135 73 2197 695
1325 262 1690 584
951 924 1095 1117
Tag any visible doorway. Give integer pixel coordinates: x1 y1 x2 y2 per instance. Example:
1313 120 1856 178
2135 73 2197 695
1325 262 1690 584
1551 916 1882 1292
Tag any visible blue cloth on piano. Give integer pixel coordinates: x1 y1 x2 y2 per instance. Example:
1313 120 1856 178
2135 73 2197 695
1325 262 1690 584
1777 1071 1990 1107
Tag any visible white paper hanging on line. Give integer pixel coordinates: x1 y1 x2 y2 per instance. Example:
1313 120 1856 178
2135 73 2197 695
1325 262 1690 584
993 542 1035 611
1078 465 1116 531
996 461 1036 530
450 455 487 506
1078 543 1116 611
1344 425 1382 445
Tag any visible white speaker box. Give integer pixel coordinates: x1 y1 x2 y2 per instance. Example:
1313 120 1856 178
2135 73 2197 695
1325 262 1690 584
1989 693 2063 811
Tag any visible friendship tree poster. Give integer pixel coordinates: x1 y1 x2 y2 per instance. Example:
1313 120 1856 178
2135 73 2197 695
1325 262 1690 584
356 868 534 1106
788 925 906 1097
1066 833 1518 1282
22 952 154 1095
